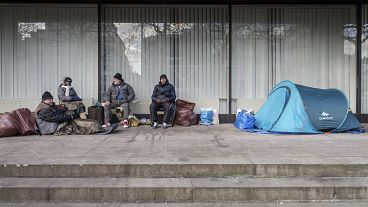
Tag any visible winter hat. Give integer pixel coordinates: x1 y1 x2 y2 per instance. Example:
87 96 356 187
113 73 123 81
42 91 53 101
64 77 72 83
160 74 167 80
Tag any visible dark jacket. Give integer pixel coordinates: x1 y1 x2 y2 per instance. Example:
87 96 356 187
103 81 135 104
151 80 176 103
58 86 81 102
35 102 73 135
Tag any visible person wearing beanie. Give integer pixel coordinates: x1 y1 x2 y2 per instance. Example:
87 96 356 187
58 77 82 102
58 77 86 119
150 74 176 129
35 91 75 135
102 73 135 128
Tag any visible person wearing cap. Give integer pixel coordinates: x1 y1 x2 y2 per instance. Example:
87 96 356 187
102 73 135 128
35 91 77 135
58 77 82 102
150 74 176 129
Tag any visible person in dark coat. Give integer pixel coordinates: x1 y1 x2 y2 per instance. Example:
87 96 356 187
150 74 176 129
58 77 86 119
35 91 76 135
58 77 82 102
102 73 135 128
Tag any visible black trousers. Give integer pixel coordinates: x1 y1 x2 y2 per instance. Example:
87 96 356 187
150 102 172 123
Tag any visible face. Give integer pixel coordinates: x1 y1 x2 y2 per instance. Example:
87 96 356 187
160 78 167 85
43 98 55 105
65 81 72 86
113 78 121 85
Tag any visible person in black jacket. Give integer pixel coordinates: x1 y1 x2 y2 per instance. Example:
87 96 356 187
150 74 176 129
35 91 77 135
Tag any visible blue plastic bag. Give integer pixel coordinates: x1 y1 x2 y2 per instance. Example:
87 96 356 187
200 108 213 126
234 111 256 130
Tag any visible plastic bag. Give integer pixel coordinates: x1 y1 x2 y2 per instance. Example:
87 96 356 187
212 109 219 125
199 108 213 126
234 110 256 130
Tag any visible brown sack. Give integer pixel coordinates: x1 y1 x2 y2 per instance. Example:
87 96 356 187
12 108 37 136
176 99 195 111
175 99 197 126
0 113 19 138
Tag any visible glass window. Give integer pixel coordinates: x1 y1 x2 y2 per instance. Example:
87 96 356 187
101 6 229 113
0 5 98 101
231 6 356 113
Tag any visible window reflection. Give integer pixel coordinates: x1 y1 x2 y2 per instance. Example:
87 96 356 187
18 22 46 40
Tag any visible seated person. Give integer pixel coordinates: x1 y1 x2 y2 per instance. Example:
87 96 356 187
58 77 86 118
35 91 77 135
150 74 176 129
58 77 82 102
102 73 135 128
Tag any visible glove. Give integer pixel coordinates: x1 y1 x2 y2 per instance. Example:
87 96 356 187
71 110 80 119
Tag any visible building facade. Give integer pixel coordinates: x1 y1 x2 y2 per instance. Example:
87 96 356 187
0 0 367 119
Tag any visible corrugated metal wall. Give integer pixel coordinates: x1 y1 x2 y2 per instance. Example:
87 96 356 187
0 6 98 104
232 6 357 112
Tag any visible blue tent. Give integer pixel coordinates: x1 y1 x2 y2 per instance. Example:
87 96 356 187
255 80 362 133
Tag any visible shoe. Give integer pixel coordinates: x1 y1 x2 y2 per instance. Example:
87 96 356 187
163 122 169 129
152 122 158 129
102 123 111 128
123 120 129 128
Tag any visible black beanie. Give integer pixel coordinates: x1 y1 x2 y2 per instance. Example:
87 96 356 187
64 77 72 82
113 73 123 81
160 74 167 80
42 91 53 101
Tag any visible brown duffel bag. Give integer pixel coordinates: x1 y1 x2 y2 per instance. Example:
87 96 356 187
12 108 37 136
0 113 19 138
175 99 197 126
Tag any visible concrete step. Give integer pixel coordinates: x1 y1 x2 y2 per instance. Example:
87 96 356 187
1 177 368 202
1 202 368 207
1 164 368 178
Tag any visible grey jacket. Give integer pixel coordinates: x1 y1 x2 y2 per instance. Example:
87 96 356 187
58 86 81 102
103 81 135 104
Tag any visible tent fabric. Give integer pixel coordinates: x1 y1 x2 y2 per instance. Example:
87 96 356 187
254 80 362 134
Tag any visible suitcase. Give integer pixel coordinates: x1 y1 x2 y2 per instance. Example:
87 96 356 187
88 106 104 125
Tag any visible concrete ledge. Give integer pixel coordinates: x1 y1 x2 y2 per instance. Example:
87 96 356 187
0 177 368 202
1 202 368 207
1 164 368 178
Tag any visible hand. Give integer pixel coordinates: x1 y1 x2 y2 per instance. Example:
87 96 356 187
156 99 161 103
105 101 110 106
71 111 80 119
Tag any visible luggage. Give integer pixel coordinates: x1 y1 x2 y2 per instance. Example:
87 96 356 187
0 108 37 138
12 108 37 136
0 113 19 138
175 99 197 126
88 106 104 125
